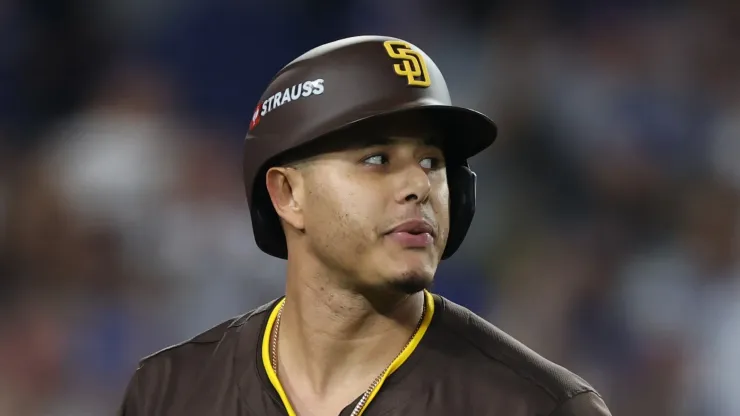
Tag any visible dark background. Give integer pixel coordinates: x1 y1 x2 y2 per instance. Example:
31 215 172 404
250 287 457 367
1 1 740 414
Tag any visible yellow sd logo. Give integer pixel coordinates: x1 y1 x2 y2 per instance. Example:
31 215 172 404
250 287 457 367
383 40 431 87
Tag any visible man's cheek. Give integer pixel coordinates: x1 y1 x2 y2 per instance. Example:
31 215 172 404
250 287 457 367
434 187 450 215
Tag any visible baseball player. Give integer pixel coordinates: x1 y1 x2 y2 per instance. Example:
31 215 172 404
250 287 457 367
118 35 611 416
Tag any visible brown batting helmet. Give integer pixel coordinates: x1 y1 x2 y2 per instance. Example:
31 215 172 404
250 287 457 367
243 35 497 260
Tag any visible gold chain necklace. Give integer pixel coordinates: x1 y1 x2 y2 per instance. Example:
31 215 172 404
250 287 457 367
270 298 426 416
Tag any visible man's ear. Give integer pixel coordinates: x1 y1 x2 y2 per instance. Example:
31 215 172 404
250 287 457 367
265 167 305 231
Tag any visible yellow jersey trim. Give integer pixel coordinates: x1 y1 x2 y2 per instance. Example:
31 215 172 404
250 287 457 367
261 290 435 416
261 298 295 416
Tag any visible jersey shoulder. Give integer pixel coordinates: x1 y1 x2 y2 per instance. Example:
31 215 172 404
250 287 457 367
434 295 608 411
137 299 276 369
118 300 278 415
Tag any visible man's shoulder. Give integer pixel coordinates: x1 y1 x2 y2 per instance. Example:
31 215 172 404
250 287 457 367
432 295 610 414
138 299 276 369
118 300 278 415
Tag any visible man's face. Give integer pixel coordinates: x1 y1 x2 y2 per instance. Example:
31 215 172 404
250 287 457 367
297 134 450 294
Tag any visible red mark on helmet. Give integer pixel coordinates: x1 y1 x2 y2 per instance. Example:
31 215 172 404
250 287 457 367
249 101 262 130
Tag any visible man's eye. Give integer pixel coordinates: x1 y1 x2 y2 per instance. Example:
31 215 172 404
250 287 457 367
364 154 387 165
420 157 441 169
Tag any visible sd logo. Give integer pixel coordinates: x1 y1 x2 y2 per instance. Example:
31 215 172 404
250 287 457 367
383 41 431 87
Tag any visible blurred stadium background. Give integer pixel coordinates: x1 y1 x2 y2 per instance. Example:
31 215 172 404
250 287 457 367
2 0 740 415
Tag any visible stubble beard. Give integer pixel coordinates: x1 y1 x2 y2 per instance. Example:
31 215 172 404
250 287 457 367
388 271 434 295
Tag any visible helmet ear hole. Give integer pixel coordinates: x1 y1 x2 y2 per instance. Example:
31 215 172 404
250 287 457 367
442 164 476 259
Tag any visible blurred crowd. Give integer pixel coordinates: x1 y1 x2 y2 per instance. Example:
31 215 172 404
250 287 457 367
2 0 740 415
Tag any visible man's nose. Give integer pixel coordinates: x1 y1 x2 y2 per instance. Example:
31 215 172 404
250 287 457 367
395 163 431 204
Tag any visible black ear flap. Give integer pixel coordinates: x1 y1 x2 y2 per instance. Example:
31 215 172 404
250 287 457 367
442 163 477 259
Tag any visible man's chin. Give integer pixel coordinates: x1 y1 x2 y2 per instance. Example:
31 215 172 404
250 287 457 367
387 270 434 295
389 276 432 295
355 266 434 311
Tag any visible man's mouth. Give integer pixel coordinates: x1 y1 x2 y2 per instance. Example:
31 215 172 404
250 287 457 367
385 219 435 248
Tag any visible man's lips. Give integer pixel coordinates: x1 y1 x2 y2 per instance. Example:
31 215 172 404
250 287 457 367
385 219 436 248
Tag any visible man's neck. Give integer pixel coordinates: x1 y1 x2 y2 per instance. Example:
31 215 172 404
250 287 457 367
275 263 425 404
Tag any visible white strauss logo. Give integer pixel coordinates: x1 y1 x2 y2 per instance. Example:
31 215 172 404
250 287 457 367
263 79 324 116
249 78 324 132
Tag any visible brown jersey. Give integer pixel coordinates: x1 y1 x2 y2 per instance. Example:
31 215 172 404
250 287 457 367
118 292 611 416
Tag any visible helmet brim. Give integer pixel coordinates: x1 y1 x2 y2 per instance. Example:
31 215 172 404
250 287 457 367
319 104 499 163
